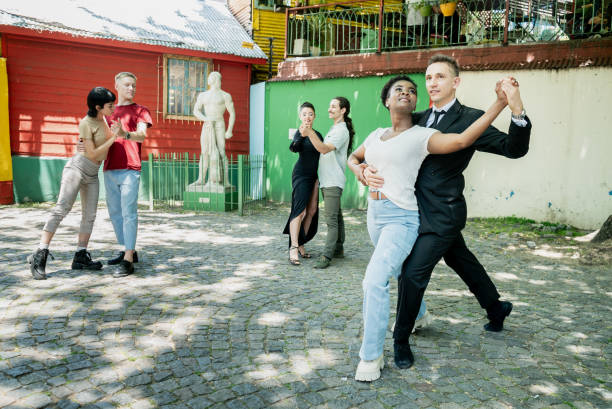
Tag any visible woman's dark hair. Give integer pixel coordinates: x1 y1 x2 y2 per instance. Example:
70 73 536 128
380 75 417 109
333 96 355 154
87 87 116 117
299 101 315 113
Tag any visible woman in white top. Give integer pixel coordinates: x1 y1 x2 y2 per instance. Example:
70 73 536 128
300 97 355 269
347 75 515 382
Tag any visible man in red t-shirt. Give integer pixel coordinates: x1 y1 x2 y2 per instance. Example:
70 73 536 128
104 72 153 277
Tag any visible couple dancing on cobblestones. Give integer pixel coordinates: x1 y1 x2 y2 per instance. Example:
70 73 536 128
286 54 531 383
28 72 152 280
349 55 531 382
283 97 355 269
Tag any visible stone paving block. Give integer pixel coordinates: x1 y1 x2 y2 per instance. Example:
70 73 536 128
74 388 106 404
5 365 32 377
238 394 266 409
131 398 155 409
57 399 80 409
17 392 52 408
185 396 213 409
98 381 124 395
173 386 195 401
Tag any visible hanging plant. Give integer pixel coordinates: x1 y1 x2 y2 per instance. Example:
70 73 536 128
413 0 433 17
439 1 457 17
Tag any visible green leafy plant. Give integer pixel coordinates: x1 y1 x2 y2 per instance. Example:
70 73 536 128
306 12 330 52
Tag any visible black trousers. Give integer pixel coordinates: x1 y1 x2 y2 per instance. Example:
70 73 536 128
393 231 500 340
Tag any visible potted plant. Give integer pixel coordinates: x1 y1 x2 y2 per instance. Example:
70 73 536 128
439 0 457 17
306 12 329 56
413 0 432 17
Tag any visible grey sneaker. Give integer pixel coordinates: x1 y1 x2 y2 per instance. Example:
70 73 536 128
314 256 331 269
390 311 434 333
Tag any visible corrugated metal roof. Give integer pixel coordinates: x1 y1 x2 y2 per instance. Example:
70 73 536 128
0 0 267 60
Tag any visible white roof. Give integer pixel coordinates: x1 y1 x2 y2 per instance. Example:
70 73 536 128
0 0 267 60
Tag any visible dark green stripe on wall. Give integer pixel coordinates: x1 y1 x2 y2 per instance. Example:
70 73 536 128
11 156 151 203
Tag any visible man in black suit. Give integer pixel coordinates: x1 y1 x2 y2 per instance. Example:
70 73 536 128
365 54 531 369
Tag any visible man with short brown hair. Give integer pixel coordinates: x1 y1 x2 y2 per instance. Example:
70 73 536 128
104 71 152 277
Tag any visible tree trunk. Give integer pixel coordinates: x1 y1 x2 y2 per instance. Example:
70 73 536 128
592 215 612 243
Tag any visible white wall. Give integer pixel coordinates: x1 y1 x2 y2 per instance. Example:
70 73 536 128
457 67 612 229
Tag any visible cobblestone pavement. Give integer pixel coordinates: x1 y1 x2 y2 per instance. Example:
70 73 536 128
0 203 610 409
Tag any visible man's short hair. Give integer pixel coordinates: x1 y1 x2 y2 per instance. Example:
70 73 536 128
115 72 137 82
380 75 417 109
428 54 460 77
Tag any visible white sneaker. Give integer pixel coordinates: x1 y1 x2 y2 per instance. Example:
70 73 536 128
355 354 384 382
390 311 434 333
413 311 433 333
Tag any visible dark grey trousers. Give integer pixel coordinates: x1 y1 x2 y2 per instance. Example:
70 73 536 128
321 186 345 259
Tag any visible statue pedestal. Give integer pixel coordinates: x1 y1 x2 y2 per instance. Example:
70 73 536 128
183 185 237 212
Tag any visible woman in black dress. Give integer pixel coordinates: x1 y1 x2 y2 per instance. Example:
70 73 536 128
283 102 323 265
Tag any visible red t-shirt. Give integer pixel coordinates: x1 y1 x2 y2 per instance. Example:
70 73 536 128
104 103 153 172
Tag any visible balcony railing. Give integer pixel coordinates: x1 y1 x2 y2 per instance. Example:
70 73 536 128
284 0 611 57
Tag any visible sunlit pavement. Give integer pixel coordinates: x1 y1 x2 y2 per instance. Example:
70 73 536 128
0 203 609 409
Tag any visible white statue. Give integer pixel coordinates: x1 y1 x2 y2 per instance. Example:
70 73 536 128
188 71 236 192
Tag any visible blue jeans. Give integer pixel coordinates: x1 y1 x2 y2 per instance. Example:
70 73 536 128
360 198 422 361
104 170 140 251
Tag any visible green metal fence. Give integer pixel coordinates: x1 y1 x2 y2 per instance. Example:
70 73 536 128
147 153 267 215
285 0 610 57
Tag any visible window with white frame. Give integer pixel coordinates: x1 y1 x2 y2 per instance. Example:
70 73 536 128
164 55 211 119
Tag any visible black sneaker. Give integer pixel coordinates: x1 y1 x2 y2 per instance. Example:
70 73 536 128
108 251 138 265
113 260 134 278
71 249 103 270
27 248 53 280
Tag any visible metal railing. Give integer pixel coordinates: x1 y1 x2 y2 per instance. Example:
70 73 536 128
284 0 610 57
147 153 267 215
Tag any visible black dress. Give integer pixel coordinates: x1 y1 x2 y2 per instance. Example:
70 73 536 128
283 129 323 246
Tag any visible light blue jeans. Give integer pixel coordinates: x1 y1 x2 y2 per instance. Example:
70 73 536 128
360 198 423 361
104 169 140 251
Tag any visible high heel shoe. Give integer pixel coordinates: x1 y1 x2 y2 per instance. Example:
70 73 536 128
289 246 301 266
298 246 311 258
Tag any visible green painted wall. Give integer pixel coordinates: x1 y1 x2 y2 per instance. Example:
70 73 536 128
12 156 152 203
264 74 428 209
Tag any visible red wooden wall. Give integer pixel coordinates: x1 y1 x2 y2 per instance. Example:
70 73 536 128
6 35 252 159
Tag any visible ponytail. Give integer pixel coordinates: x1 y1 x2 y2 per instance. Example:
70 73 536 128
344 115 355 154
334 96 355 154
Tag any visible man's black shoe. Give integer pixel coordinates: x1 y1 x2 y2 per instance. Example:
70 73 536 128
108 251 138 265
71 250 103 270
484 301 513 332
27 248 52 280
393 341 414 369
113 260 134 278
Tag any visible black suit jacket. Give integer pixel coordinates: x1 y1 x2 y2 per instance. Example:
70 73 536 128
413 100 532 236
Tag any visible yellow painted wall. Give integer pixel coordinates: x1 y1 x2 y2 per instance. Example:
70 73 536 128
253 3 287 82
0 57 12 182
